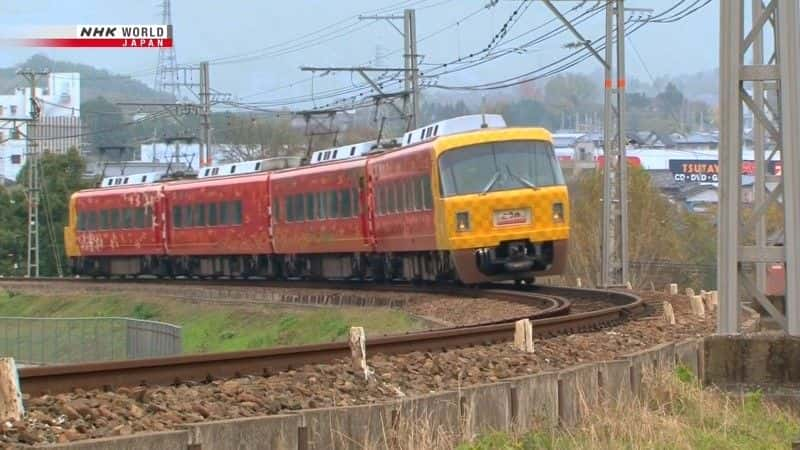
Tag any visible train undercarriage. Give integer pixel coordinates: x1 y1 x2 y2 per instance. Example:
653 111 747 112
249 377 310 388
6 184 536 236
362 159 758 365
70 239 566 284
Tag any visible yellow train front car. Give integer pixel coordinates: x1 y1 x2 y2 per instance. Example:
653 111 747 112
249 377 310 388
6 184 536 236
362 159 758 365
432 128 570 283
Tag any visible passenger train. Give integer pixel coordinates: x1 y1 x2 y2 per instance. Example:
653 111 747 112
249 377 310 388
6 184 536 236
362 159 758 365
64 114 570 284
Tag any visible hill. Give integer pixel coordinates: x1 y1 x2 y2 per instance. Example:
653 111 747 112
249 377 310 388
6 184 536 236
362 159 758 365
0 54 172 103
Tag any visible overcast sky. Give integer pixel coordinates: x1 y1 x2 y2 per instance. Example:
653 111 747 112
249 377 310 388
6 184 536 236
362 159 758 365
0 0 719 107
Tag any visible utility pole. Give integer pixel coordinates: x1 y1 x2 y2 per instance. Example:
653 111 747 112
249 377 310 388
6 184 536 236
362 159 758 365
404 9 420 129
18 69 48 278
199 62 212 166
542 0 632 287
357 8 420 129
121 61 226 169
718 0 800 334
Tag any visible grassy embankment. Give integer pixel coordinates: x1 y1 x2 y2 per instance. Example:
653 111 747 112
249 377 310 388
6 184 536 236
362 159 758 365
0 289 425 354
460 368 800 450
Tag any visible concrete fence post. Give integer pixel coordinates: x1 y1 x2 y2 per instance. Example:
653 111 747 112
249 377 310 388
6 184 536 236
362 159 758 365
690 295 706 318
669 283 678 295
349 327 371 381
709 291 718 312
513 319 534 353
0 357 23 422
685 287 695 298
576 278 582 288
662 302 676 325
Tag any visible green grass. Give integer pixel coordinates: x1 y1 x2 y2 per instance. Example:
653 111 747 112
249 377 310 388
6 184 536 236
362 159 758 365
0 290 425 355
460 368 800 450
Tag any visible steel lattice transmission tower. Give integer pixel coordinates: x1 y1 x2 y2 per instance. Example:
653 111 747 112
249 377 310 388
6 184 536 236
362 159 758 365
154 0 178 98
718 0 800 334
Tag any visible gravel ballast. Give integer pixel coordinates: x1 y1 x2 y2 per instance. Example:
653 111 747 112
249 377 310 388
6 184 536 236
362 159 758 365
0 290 716 446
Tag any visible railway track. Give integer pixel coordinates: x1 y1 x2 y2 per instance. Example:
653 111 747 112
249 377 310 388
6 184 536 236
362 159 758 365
1 279 644 395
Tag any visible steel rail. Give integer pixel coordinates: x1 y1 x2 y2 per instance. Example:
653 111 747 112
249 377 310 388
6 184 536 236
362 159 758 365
6 280 644 395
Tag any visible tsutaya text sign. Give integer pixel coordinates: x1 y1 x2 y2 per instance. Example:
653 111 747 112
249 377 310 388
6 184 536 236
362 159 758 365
0 25 172 48
669 159 783 183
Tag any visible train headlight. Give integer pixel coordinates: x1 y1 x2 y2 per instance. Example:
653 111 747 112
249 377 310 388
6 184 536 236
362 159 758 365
552 203 564 223
456 211 471 231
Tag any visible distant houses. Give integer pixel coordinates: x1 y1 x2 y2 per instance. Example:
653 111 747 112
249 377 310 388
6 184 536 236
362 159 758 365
552 128 777 214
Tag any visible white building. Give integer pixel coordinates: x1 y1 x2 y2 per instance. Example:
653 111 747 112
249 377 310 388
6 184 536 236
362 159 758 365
0 72 81 182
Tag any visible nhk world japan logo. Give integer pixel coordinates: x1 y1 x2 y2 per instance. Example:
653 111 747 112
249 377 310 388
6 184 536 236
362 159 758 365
0 25 172 48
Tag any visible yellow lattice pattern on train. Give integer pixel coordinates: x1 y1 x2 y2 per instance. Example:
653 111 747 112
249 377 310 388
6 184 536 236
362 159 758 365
430 127 570 251
440 187 569 250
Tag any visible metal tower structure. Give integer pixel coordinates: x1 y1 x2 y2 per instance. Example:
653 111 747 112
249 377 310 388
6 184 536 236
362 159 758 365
718 0 800 334
154 0 178 98
17 69 49 278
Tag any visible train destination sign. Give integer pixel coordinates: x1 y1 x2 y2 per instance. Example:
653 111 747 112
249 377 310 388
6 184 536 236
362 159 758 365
668 159 782 183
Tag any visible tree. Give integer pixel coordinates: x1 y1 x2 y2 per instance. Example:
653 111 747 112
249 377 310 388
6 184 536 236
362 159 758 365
543 73 599 112
214 116 302 162
503 99 558 128
81 96 133 154
565 166 716 289
655 82 684 120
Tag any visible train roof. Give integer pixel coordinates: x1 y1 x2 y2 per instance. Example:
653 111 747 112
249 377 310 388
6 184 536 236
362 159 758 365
401 114 507 147
197 156 302 179
309 141 376 165
270 156 367 179
163 169 270 190
99 171 168 188
73 182 163 199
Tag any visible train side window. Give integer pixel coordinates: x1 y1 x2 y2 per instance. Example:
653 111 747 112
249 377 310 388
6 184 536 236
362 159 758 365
285 198 293 222
123 208 134 229
352 188 360 215
218 202 227 225
291 195 302 221
407 179 417 211
397 182 406 212
135 208 145 228
173 206 182 228
77 212 85 231
183 205 193 227
145 206 153 227
340 189 351 218
233 200 243 225
387 183 397 213
195 204 206 227
378 186 387 215
99 210 110 230
328 191 339 218
110 209 121 229
317 192 326 219
272 199 280 223
208 203 218 226
305 193 315 220
87 211 98 230
414 176 424 210
422 177 433 210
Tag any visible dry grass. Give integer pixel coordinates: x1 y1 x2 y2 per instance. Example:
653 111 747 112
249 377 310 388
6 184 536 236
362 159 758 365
462 368 800 450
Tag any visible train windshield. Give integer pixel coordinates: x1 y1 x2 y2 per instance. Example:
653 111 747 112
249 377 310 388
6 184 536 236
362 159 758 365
438 140 565 197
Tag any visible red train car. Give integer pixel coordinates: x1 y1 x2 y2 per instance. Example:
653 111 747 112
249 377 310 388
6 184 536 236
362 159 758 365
67 184 164 275
366 143 439 280
270 159 371 278
163 172 273 277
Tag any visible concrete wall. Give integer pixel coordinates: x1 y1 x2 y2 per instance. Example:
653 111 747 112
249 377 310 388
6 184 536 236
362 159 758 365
41 338 707 450
704 334 800 385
